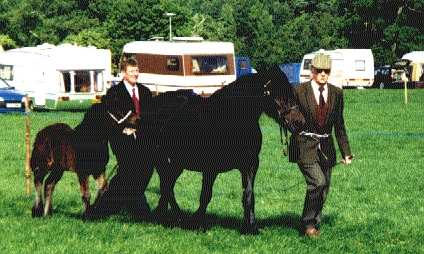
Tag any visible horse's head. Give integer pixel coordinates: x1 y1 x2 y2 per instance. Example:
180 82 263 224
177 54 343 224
259 65 305 133
98 97 140 138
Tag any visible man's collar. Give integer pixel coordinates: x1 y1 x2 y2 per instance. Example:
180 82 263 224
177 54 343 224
311 80 327 91
123 80 137 90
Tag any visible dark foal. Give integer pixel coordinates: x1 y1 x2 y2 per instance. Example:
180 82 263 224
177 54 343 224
31 104 110 217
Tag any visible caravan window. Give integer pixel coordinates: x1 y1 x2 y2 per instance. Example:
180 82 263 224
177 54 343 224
0 65 14 81
62 72 71 92
192 55 228 74
355 60 365 71
303 59 312 70
75 71 91 93
166 56 180 71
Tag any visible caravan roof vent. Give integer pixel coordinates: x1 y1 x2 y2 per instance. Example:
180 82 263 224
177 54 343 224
37 43 55 50
149 36 165 41
172 36 204 42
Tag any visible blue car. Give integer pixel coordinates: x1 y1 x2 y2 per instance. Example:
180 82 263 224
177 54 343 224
0 78 27 113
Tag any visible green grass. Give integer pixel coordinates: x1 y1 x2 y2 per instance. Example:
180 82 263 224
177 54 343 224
0 89 423 253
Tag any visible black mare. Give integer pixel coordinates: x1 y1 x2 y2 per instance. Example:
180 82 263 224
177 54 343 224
148 65 304 234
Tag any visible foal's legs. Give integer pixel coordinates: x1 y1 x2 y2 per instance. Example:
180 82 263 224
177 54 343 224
43 168 64 216
240 158 259 235
78 172 108 216
94 172 108 201
32 168 48 217
78 174 91 214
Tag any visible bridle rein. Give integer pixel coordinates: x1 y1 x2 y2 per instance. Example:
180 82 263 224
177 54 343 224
263 79 299 156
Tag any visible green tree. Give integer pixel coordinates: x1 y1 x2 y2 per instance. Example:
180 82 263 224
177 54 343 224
0 34 17 50
63 28 111 49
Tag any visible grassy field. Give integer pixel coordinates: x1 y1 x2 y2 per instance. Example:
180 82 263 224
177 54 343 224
0 89 423 253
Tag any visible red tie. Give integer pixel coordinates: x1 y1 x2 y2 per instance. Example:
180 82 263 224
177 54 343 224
319 86 325 108
132 88 140 115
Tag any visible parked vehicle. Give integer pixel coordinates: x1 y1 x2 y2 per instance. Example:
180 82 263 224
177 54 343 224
0 78 26 113
279 63 301 86
122 37 236 95
299 49 374 88
235 56 253 78
0 43 112 110
373 65 393 88
395 51 424 88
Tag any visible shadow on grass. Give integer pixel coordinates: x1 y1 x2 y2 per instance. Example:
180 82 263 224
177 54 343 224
127 210 306 234
138 210 339 235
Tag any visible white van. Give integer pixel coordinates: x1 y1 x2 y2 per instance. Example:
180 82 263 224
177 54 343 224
0 43 112 110
122 37 236 95
299 49 374 88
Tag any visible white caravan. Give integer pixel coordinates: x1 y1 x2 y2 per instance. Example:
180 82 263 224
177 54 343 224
399 51 424 88
299 49 374 88
122 37 236 95
0 43 112 110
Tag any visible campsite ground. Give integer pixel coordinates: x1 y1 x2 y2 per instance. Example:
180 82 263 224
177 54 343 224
0 89 423 253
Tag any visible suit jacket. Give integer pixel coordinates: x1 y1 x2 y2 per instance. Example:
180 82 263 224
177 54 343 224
289 81 351 167
103 81 152 133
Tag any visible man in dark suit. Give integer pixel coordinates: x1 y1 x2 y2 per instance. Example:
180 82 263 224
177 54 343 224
87 57 154 220
289 53 353 237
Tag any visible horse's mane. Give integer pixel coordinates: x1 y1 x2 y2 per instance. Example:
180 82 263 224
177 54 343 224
147 65 294 127
208 64 293 103
208 73 262 101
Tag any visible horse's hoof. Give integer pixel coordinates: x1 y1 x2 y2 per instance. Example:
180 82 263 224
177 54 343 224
240 225 260 235
31 206 43 218
83 206 105 221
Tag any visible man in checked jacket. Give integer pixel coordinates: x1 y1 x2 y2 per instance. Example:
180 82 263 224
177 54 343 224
289 53 353 237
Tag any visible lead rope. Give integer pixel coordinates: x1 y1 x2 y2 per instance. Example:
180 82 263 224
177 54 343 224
280 124 289 156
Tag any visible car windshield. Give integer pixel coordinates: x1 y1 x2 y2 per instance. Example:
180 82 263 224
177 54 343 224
0 78 12 89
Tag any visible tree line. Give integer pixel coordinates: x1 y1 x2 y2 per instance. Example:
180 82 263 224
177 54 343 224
0 0 423 71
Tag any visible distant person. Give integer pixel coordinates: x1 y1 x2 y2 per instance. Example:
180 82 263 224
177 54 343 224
289 53 353 237
86 57 154 220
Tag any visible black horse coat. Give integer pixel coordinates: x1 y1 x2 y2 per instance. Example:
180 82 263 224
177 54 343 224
144 65 304 234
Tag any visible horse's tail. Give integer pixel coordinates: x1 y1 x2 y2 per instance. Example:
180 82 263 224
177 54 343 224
30 128 53 172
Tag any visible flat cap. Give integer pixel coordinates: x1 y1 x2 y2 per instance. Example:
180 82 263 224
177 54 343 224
311 53 331 69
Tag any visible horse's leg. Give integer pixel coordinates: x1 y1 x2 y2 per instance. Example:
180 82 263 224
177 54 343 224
155 164 183 216
94 172 108 201
43 168 64 216
32 168 48 217
77 173 90 215
168 167 184 214
194 171 218 217
189 171 218 230
240 159 260 235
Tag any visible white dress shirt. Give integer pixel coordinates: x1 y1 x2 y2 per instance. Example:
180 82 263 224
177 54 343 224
124 80 139 100
311 80 328 105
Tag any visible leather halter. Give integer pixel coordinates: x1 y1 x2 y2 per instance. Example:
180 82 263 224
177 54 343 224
263 79 297 155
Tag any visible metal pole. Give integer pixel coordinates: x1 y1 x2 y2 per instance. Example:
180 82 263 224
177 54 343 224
24 95 32 195
165 13 175 41
404 79 408 104
169 16 172 41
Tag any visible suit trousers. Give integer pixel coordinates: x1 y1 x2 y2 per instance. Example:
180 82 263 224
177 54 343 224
298 158 332 228
93 133 154 216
